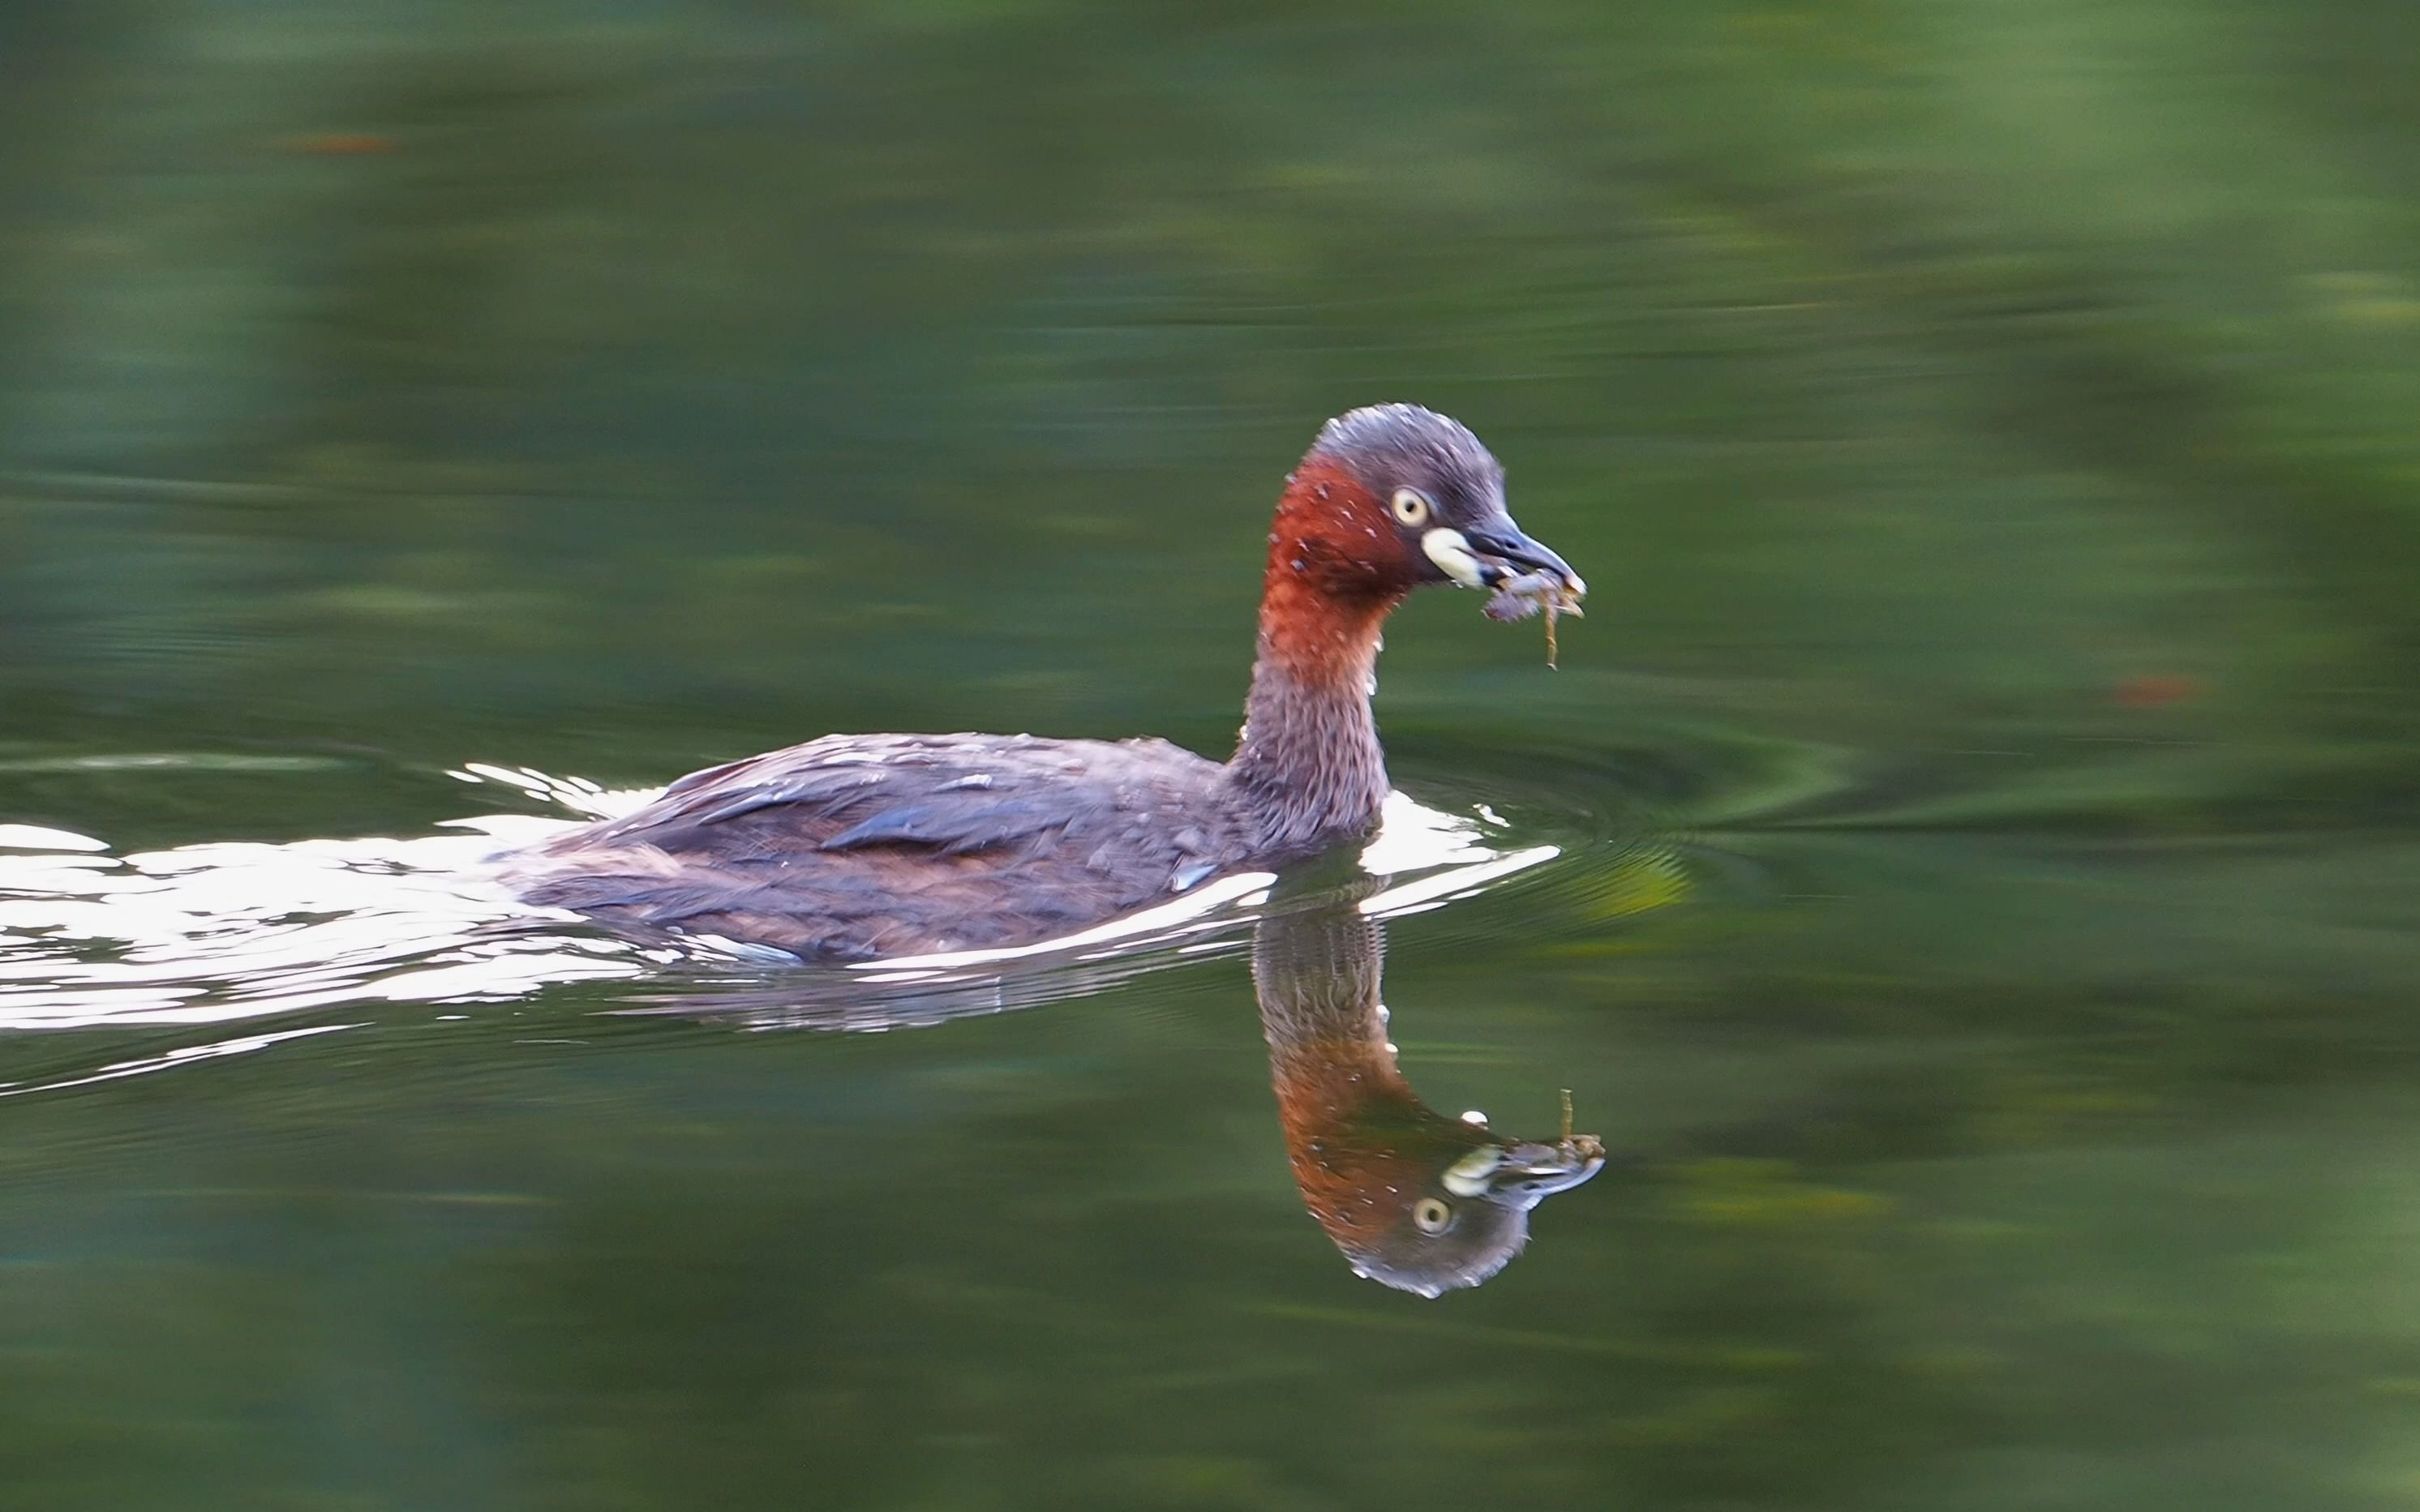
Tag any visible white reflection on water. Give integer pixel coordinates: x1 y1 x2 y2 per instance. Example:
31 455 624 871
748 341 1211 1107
0 816 645 1030
0 764 1555 1047
847 792 1556 987
0 1022 360 1099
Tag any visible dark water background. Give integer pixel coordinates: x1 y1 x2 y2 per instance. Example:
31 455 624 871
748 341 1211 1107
6 2 2420 1507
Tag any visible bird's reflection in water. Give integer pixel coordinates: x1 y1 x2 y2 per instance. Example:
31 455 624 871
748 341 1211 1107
628 881 1607 1294
1254 897 1605 1296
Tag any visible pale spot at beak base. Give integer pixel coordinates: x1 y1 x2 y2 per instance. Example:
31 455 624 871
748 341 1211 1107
1421 528 1486 589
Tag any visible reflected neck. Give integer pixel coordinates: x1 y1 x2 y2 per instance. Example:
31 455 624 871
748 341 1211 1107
1256 909 1416 1124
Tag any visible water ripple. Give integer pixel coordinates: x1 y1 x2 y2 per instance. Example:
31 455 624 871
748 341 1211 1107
0 756 1665 1082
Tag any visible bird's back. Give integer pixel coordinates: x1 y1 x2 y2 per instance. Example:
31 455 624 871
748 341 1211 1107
496 732 1239 961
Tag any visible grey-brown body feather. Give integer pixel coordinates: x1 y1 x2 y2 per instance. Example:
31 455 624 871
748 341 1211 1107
500 733 1249 962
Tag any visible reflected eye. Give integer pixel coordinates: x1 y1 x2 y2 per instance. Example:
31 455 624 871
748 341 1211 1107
1413 1197 1453 1234
1391 488 1432 527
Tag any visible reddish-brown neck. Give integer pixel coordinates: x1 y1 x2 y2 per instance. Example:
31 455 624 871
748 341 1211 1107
1255 907 1419 1244
1226 460 1404 853
1252 572 1397 688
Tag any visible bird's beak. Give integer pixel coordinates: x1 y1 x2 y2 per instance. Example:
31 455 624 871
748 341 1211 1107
1420 522 1587 598
1463 526 1585 596
1442 1134 1609 1207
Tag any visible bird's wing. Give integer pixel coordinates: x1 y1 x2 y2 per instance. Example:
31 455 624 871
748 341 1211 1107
567 734 1200 861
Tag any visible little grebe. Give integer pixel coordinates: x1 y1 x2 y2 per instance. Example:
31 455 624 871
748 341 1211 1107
499 405 1584 960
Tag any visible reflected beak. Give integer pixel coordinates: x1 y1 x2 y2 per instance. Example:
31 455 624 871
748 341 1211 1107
1489 1136 1607 1202
1443 1134 1609 1206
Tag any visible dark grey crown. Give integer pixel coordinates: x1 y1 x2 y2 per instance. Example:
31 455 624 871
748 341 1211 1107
1308 404 1504 516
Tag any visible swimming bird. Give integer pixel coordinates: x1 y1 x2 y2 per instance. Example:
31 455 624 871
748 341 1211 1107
497 405 1583 961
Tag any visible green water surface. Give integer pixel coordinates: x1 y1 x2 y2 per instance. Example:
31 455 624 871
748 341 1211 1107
6 2 2420 1508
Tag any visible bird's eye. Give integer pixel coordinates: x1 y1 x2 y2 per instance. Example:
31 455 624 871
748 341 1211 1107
1391 488 1432 527
1413 1197 1453 1234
